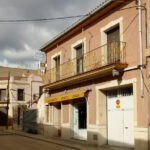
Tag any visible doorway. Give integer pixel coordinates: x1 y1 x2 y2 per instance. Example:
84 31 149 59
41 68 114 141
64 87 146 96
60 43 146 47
107 87 134 148
73 99 87 140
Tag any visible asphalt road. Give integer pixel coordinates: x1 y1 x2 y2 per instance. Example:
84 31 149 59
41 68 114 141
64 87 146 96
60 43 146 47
0 135 75 150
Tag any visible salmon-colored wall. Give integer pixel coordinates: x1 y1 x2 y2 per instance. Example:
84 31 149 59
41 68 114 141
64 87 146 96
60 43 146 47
46 1 144 70
45 0 149 127
62 102 69 123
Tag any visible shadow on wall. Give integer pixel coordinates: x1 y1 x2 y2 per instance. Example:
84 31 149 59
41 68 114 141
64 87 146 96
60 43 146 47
0 108 12 127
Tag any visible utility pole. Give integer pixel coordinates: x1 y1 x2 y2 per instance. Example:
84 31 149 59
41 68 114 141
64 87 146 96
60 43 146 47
6 72 10 130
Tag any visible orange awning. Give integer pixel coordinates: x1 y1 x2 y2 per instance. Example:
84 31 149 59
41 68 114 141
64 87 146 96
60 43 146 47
45 91 86 104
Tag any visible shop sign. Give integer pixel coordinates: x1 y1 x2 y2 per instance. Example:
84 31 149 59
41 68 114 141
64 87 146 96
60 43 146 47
45 92 85 104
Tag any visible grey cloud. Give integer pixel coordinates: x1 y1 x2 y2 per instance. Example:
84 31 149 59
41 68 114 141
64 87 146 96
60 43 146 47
0 0 103 68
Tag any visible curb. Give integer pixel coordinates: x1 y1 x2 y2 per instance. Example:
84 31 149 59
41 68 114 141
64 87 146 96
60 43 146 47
8 130 84 150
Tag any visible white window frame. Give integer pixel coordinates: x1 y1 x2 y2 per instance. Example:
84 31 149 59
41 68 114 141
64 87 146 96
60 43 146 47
71 38 86 74
51 52 62 81
100 17 123 65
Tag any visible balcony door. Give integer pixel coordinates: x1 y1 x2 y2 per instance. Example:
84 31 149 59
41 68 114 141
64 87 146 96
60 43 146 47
54 56 60 81
107 26 120 63
76 45 84 74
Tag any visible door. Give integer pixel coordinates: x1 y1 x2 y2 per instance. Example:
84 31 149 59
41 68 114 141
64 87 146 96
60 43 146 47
73 102 87 140
107 87 134 148
107 26 120 63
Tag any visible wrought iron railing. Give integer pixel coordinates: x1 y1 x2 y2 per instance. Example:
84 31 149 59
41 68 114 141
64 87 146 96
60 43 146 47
42 41 126 84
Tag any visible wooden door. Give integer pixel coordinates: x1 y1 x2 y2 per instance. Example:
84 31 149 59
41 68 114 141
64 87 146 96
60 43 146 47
107 26 120 63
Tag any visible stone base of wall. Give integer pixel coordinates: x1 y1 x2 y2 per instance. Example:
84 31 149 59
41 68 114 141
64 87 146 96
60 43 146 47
134 127 148 150
87 125 107 145
38 124 149 150
13 123 22 131
61 123 71 139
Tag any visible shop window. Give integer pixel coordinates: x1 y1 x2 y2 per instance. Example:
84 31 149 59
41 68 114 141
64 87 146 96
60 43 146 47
17 89 24 101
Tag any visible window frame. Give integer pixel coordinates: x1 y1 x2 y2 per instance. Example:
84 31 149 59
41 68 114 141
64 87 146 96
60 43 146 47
100 17 123 65
51 52 62 82
71 38 86 75
17 89 24 101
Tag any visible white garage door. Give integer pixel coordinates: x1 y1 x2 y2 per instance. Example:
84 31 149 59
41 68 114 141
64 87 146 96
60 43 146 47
107 87 134 148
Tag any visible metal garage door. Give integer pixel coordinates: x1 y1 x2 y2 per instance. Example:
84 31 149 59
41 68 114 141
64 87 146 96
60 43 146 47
107 87 134 148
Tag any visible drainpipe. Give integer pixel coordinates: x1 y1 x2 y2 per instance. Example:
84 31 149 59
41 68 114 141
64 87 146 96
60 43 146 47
138 0 144 97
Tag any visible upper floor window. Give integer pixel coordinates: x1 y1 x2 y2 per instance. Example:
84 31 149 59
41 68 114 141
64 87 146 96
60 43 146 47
106 26 120 63
72 38 86 75
0 89 7 101
54 55 60 81
101 17 123 65
76 44 84 74
17 89 24 101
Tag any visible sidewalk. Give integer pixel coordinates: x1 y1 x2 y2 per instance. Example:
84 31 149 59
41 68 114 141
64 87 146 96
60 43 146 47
4 129 132 150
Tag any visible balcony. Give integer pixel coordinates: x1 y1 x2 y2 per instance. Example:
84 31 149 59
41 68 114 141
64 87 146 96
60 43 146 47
43 41 127 89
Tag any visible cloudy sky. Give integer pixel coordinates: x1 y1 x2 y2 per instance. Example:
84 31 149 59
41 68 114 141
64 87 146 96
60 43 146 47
0 0 103 69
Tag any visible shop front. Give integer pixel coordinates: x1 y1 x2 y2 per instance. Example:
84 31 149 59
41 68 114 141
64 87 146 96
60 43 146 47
45 91 88 140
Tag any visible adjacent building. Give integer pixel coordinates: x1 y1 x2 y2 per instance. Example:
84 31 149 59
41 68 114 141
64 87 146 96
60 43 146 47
0 66 42 130
39 0 150 149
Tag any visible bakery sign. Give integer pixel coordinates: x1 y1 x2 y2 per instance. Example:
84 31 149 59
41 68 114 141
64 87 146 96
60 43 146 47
45 92 86 104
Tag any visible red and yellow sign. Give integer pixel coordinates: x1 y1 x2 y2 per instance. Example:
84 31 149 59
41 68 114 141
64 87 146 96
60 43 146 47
116 99 120 108
45 92 86 104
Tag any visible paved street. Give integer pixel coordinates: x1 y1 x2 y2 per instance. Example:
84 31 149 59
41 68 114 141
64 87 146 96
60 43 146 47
0 135 75 150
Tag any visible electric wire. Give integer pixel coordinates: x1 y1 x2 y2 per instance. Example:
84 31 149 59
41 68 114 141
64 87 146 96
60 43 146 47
0 5 145 23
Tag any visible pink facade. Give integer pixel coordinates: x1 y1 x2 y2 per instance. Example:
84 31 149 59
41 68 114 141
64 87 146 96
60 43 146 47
40 0 150 149
28 74 43 109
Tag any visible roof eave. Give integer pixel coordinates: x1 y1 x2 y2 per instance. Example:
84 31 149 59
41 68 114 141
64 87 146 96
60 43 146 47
40 0 114 52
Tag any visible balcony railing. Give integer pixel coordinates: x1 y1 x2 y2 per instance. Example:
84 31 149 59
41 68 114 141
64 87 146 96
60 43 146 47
43 41 126 84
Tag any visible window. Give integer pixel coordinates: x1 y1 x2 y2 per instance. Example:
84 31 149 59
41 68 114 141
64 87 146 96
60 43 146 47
17 89 24 101
0 89 7 101
54 55 60 81
107 26 120 63
119 87 133 96
107 87 133 98
107 89 118 98
46 105 49 123
101 17 123 65
71 38 86 75
76 44 84 74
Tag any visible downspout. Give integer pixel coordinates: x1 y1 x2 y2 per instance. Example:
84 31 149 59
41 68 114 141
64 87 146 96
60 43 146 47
138 0 149 148
138 0 144 97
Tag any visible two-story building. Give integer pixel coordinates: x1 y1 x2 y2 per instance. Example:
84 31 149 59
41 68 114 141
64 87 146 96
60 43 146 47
0 66 42 130
39 0 150 149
